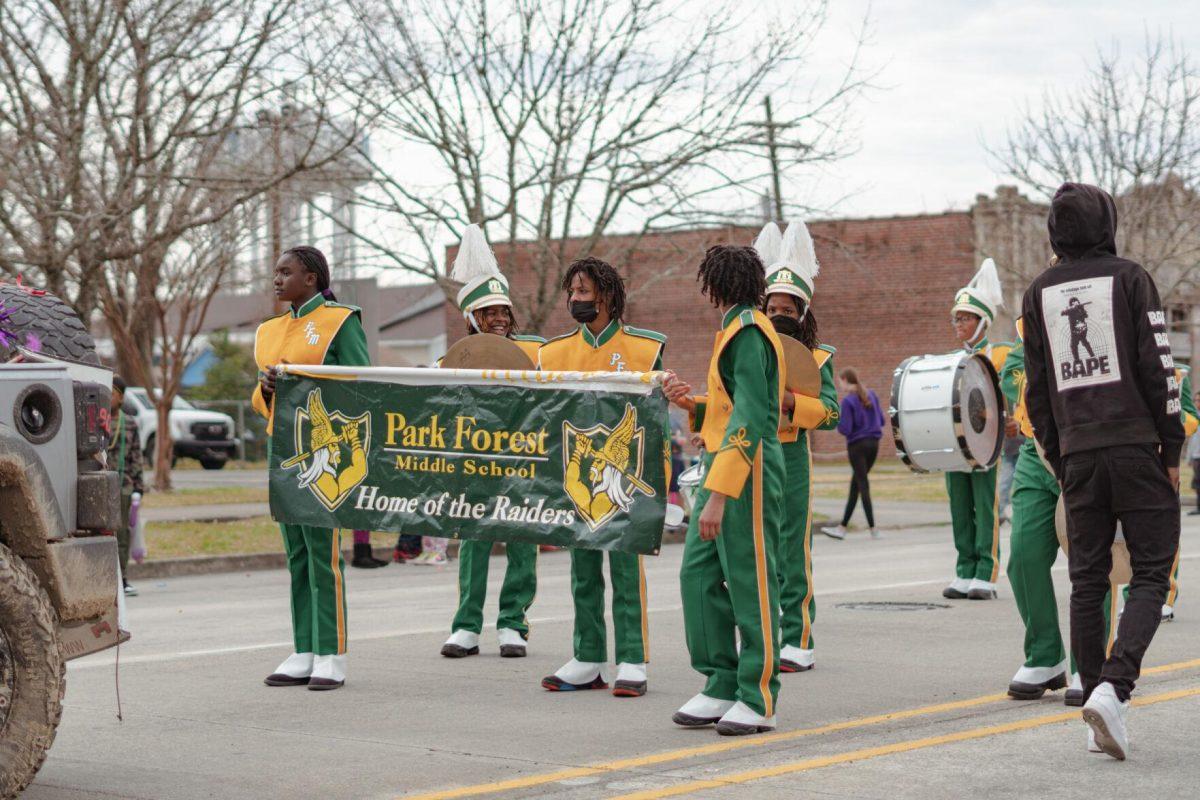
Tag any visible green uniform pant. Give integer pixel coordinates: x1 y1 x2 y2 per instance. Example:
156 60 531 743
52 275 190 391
571 549 648 664
681 445 784 718
1007 445 1064 668
117 491 133 574
945 467 1001 582
778 435 815 650
281 523 347 655
451 540 538 636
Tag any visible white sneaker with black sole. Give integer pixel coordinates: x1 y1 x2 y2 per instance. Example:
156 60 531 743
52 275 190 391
1082 682 1129 760
821 524 847 540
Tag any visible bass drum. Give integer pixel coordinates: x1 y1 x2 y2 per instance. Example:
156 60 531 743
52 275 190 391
676 461 705 519
890 351 1004 473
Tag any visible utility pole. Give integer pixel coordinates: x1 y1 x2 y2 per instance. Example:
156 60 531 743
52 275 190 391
744 95 808 225
763 96 784 223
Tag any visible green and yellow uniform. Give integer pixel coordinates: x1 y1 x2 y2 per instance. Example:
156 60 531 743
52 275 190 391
451 334 545 639
253 293 369 656
777 345 839 662
945 337 1011 590
538 320 665 666
682 305 786 718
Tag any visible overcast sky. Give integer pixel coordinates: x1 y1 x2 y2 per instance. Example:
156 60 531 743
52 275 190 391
801 0 1198 218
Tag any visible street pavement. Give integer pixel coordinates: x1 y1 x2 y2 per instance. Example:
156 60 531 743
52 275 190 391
28 511 1200 799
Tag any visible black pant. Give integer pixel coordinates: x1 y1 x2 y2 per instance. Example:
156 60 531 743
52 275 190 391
841 437 879 527
1061 444 1179 702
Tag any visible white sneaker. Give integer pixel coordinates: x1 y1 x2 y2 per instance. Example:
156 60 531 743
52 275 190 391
821 524 847 540
672 693 735 726
1082 682 1129 760
869 528 884 539
441 629 480 658
1087 727 1102 753
780 644 815 672
715 701 776 735
309 654 347 689
943 577 971 599
966 578 998 600
1162 604 1175 621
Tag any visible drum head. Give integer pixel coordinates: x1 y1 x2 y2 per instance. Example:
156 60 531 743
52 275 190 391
441 333 535 370
958 355 1003 466
781 338 822 397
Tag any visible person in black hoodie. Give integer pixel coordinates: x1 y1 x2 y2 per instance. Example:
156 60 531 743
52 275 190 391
1022 182 1183 761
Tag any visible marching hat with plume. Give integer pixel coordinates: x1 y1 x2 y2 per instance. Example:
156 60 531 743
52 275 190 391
452 224 513 330
951 258 1004 325
765 220 819 305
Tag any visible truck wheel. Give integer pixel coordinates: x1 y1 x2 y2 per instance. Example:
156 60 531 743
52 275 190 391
0 542 65 800
0 284 99 365
199 457 227 470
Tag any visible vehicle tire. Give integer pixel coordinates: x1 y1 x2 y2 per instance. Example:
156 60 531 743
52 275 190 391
199 458 227 471
0 542 65 800
0 283 99 365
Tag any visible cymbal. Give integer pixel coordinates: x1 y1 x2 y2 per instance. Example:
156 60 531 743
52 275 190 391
780 337 822 397
440 333 535 370
1055 495 1131 583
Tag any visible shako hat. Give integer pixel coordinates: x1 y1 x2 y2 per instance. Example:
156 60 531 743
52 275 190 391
765 220 819 304
952 258 1004 324
452 224 512 325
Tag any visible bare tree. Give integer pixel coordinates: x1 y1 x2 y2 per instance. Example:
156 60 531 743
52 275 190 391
331 0 872 331
0 0 367 489
991 34 1200 300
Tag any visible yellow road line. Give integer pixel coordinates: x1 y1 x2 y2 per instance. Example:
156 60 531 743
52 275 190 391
403 657 1200 800
611 686 1200 800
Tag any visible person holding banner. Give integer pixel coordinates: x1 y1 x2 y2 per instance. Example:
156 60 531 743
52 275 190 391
944 259 1011 601
663 244 786 736
753 221 840 674
538 256 666 698
253 246 369 691
441 224 545 660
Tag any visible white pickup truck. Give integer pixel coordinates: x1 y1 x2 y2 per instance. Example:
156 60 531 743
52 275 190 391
126 387 238 470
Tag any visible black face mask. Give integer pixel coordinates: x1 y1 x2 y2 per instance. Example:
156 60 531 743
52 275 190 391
570 300 599 324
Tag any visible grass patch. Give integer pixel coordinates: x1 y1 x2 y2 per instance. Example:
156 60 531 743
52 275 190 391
173 459 268 471
810 463 949 503
143 486 269 509
144 517 396 560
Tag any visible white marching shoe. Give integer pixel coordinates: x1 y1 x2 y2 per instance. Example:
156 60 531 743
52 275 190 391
1082 682 1129 760
966 578 998 600
497 628 527 658
1007 660 1068 700
672 693 736 727
1065 673 1084 707
309 654 347 690
441 629 480 658
780 644 815 673
613 662 648 697
716 701 776 736
265 652 314 686
542 658 608 691
943 577 971 599
1162 604 1175 621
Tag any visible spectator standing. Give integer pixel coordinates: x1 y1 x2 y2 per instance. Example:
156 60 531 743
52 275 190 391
821 368 885 540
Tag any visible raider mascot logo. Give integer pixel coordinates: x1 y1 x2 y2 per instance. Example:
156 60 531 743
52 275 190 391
281 388 371 511
562 403 655 531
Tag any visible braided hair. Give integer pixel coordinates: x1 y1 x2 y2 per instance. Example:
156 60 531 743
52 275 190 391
562 256 626 322
282 245 336 302
697 245 766 309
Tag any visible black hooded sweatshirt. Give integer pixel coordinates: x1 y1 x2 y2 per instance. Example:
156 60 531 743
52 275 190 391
1021 182 1184 476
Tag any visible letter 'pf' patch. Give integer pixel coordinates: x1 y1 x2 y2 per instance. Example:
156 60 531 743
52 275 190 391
1041 276 1121 390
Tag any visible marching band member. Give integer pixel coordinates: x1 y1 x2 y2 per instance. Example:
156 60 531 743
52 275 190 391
944 259 1011 600
441 225 545 660
538 257 666 697
664 244 786 735
254 246 370 691
756 222 840 674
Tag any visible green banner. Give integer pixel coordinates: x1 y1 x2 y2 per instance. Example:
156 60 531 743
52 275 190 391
268 368 669 554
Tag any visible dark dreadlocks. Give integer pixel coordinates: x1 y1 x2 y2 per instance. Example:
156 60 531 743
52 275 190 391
697 245 766 309
282 245 337 302
767 296 820 350
562 256 625 321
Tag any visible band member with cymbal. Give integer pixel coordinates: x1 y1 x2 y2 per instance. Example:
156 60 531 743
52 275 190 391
537 256 666 697
254 246 370 691
441 224 545 660
944 259 1011 601
754 221 840 674
664 244 786 735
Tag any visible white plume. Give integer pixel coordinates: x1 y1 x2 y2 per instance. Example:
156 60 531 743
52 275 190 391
752 222 783 271
968 258 1004 311
450 224 502 284
774 220 819 283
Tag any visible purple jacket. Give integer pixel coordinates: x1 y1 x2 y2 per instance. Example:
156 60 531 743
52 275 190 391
837 390 885 444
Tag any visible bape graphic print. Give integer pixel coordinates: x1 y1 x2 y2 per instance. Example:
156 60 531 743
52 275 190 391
1041 276 1121 390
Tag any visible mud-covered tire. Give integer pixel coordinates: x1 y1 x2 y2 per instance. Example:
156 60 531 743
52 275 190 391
0 283 99 365
0 542 65 800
